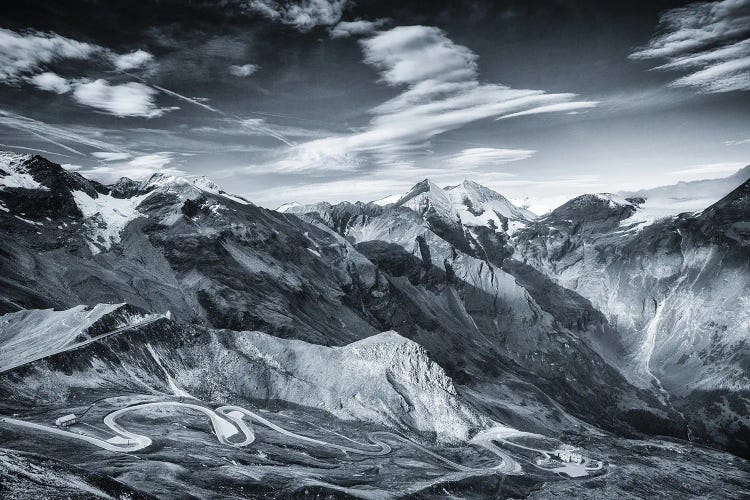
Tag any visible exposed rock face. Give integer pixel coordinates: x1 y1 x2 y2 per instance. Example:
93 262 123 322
200 329 491 442
0 152 103 220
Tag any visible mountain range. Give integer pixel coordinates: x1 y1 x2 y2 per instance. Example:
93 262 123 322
1 150 749 498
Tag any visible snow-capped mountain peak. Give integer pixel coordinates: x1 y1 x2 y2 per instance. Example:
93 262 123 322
137 172 250 205
277 201 301 213
189 176 250 205
191 176 221 192
0 152 49 191
394 178 454 217
140 172 192 192
445 179 536 222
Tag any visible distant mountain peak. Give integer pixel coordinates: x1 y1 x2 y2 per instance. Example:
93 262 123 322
140 172 191 191
191 175 220 191
277 201 301 212
459 178 483 189
444 179 536 222
109 177 141 199
407 178 443 196
0 151 48 191
730 164 750 180
393 178 452 215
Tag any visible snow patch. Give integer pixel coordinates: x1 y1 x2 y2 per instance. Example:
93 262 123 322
72 190 150 254
393 179 535 236
14 215 42 225
592 192 631 208
192 176 250 205
140 173 191 192
0 152 48 191
372 193 403 206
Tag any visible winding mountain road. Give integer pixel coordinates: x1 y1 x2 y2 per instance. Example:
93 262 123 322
0 399 523 474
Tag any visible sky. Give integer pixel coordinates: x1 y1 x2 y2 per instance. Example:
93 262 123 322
1 0 749 213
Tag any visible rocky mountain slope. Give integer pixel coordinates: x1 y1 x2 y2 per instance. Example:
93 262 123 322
284 170 750 457
513 177 750 456
280 184 682 439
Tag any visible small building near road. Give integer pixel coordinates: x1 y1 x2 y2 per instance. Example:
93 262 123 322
557 450 584 463
55 414 77 427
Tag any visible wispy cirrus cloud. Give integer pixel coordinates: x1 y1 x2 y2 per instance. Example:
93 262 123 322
630 0 750 93
0 108 128 155
241 0 347 31
268 25 597 173
92 151 132 162
496 101 598 120
0 143 77 159
670 161 747 177
446 147 536 168
192 117 326 141
0 109 185 177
